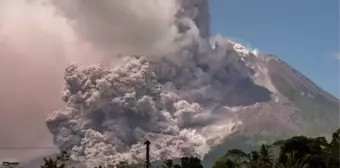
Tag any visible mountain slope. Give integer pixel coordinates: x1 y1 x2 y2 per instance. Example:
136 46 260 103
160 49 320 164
202 50 339 167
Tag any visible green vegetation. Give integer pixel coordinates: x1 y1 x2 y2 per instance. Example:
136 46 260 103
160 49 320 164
2 129 339 168
212 128 339 168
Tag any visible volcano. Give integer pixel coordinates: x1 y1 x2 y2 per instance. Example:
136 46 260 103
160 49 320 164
42 0 339 167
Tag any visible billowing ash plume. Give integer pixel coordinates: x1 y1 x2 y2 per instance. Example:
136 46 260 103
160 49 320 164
46 43 250 166
46 0 257 167
47 58 210 166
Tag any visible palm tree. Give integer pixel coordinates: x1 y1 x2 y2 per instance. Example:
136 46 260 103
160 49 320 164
212 144 276 168
164 159 173 168
275 151 309 168
212 149 247 168
244 144 274 168
180 157 203 168
257 144 274 168
247 150 260 168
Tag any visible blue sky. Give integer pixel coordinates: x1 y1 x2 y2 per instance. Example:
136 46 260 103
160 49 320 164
209 0 339 98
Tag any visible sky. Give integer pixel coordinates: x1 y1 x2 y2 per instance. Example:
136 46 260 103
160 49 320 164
210 0 340 98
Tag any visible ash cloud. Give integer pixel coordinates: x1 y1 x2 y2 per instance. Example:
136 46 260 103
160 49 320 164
0 0 72 161
47 52 247 166
0 0 193 161
50 0 179 57
47 58 211 166
0 0 258 165
46 0 257 166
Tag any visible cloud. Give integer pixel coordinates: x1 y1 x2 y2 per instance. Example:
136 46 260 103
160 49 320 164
334 52 340 60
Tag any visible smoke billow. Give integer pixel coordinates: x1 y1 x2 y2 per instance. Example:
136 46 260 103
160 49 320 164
47 58 210 165
50 0 179 57
0 0 187 161
45 0 257 166
0 0 258 165
47 49 249 166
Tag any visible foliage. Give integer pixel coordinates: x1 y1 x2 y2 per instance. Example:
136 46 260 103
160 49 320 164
160 157 203 168
212 128 340 168
40 151 72 168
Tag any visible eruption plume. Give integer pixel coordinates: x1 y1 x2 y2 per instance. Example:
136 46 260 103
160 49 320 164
45 0 257 166
0 0 256 165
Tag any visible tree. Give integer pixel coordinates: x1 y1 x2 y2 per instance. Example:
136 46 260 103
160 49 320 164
160 157 203 168
322 128 340 168
273 136 328 168
164 159 173 168
180 157 203 168
212 144 275 168
116 161 130 168
1 162 20 168
275 151 309 168
257 144 274 168
247 150 260 168
212 149 250 168
40 151 72 168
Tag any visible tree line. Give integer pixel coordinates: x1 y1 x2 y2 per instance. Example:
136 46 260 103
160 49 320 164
2 128 339 168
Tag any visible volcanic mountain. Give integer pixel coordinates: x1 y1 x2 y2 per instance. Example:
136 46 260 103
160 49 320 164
201 47 339 167
41 0 339 167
